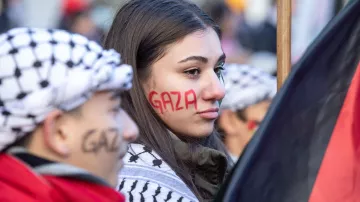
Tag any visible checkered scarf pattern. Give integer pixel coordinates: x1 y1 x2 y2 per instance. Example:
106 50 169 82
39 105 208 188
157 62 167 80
221 63 277 111
0 27 133 150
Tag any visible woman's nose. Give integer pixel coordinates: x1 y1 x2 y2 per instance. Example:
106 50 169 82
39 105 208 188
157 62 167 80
201 72 226 102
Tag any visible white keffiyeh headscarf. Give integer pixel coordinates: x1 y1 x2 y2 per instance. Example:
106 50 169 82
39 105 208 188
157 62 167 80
0 27 133 151
221 63 277 111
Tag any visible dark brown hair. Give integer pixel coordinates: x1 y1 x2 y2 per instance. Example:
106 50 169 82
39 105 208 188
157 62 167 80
104 0 229 198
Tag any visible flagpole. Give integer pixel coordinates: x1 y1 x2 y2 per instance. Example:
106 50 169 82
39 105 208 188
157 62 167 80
277 0 292 90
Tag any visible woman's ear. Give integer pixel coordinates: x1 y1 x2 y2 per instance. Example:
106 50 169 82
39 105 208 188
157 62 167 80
42 110 70 158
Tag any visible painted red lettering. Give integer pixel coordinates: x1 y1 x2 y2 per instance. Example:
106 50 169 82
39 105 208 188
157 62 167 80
149 91 163 114
185 89 197 110
171 91 183 111
149 90 197 112
161 92 174 111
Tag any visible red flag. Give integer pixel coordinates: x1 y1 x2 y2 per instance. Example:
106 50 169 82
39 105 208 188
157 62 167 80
310 62 360 202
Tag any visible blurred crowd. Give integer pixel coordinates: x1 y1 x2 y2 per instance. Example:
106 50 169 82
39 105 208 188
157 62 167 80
200 0 349 75
0 0 352 164
0 0 350 76
0 0 346 75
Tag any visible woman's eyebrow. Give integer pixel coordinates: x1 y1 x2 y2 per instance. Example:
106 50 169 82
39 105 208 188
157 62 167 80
178 55 208 64
178 53 226 64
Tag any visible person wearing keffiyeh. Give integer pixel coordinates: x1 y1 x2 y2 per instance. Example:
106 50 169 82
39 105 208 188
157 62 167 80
0 27 138 202
218 63 277 162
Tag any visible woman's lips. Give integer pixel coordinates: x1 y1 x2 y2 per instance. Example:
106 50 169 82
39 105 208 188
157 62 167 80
197 108 219 119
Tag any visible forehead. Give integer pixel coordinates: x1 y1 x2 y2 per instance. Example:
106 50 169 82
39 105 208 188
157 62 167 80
162 28 223 62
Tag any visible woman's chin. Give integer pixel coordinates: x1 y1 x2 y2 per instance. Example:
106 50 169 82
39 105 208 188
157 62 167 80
186 124 215 138
170 121 215 140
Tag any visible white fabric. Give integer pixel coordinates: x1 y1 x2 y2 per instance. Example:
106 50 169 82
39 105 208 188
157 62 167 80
292 0 335 63
0 27 133 150
118 143 198 202
229 152 239 163
221 63 277 111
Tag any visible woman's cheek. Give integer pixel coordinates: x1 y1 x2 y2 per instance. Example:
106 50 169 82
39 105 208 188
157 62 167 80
148 89 198 114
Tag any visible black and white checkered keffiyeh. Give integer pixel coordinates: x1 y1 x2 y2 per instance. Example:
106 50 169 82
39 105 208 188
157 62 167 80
0 27 133 150
221 63 277 111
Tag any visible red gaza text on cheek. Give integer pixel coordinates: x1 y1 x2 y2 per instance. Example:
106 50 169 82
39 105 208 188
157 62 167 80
148 90 197 114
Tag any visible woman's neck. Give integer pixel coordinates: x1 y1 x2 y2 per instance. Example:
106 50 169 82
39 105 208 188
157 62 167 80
168 129 209 145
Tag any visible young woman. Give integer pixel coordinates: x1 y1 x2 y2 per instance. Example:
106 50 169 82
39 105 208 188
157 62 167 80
0 27 138 201
218 63 277 162
104 0 231 201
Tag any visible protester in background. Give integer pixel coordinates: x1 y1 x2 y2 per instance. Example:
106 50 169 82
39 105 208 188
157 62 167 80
60 0 103 43
203 0 277 75
104 0 231 201
202 1 249 64
0 27 138 201
236 0 277 75
218 64 276 162
225 0 246 14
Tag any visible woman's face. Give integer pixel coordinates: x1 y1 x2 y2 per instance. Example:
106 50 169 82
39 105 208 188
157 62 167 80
142 28 226 138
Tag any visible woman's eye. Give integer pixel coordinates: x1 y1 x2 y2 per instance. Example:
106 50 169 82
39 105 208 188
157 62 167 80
184 68 201 79
214 64 225 77
185 68 200 75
